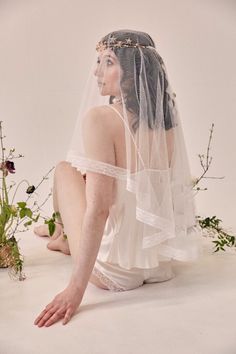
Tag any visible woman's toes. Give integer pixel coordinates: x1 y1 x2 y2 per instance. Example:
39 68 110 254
34 223 63 239
47 239 57 251
34 225 49 237
47 236 70 255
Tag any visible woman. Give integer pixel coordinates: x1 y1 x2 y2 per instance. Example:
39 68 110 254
34 30 201 327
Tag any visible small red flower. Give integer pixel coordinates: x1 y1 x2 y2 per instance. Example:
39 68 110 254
0 160 15 176
5 161 15 173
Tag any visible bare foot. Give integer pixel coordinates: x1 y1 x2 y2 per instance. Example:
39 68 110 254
47 234 70 255
34 223 63 240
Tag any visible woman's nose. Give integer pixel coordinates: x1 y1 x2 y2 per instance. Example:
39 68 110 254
93 65 98 76
94 63 102 77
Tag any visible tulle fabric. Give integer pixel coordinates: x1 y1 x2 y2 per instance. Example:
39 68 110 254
66 30 202 268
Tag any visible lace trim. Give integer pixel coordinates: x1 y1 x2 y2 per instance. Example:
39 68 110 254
66 152 198 251
92 267 126 292
137 207 175 235
157 226 202 261
142 230 175 249
66 152 171 182
66 152 128 180
157 244 200 261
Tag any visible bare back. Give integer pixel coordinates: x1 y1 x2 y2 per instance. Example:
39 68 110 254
104 104 132 170
105 104 174 171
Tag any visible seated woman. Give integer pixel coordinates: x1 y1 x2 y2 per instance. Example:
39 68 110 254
34 29 201 327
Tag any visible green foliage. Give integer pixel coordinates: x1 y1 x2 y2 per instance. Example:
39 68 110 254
63 234 67 240
193 124 236 253
0 121 53 280
198 215 221 229
197 215 236 252
44 212 61 237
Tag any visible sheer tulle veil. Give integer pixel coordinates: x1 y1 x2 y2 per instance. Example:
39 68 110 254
66 29 202 266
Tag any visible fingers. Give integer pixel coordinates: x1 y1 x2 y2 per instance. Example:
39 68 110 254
34 308 48 325
44 310 65 327
62 308 73 325
34 301 54 324
34 305 74 327
34 305 62 327
34 300 55 323
34 286 81 327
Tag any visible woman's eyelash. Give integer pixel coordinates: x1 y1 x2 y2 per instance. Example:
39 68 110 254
96 59 113 65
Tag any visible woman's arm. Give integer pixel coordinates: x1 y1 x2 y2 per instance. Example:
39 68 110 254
34 107 116 327
70 166 116 293
70 106 116 292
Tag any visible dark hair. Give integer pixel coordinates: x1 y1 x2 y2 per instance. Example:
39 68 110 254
100 30 176 132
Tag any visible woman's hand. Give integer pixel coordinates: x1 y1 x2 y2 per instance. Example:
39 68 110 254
34 284 84 327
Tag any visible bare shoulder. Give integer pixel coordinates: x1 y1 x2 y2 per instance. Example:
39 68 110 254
85 105 119 119
84 105 121 137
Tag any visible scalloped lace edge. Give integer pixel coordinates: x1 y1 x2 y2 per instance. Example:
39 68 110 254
92 267 126 292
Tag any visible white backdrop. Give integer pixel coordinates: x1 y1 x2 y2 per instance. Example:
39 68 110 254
0 0 235 231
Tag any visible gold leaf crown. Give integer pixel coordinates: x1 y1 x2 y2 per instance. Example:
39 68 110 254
96 36 152 52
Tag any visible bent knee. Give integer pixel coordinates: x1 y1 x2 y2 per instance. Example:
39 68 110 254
54 161 82 179
55 160 71 170
55 160 75 173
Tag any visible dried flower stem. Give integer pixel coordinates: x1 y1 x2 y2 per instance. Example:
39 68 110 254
193 123 224 196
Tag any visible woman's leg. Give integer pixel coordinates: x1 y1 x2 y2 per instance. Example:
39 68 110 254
41 161 109 290
46 161 86 258
34 177 64 239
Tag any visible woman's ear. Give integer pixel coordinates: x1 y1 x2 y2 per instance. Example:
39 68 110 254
109 96 115 104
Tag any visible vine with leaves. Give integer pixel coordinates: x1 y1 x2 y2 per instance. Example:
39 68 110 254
0 121 57 279
192 123 236 252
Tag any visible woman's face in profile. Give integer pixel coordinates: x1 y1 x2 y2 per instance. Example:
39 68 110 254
94 48 122 97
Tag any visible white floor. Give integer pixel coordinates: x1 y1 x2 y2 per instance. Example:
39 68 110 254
0 232 235 354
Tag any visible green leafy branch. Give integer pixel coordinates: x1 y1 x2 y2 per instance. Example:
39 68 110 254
193 124 236 252
197 215 236 252
0 121 54 279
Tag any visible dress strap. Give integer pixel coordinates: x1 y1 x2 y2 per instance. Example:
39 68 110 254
107 105 124 121
107 104 145 171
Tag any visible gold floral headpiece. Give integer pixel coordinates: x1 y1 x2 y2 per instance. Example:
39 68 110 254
96 36 151 52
